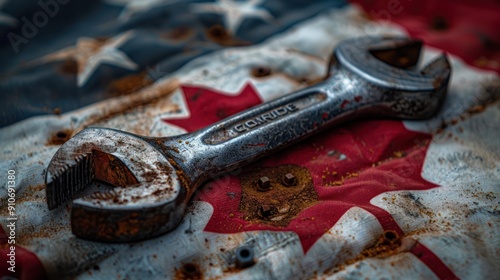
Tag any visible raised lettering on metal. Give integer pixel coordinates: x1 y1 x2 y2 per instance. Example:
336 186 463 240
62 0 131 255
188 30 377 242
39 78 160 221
232 103 299 133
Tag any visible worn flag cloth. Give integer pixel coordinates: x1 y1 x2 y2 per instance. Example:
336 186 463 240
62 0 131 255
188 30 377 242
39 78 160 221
1 0 499 279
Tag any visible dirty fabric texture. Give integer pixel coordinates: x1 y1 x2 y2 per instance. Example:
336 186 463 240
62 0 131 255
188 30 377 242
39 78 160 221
0 0 345 127
1 0 500 279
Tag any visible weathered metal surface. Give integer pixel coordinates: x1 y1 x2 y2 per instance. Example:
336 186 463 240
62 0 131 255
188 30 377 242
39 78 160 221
44 36 451 242
0 5 498 278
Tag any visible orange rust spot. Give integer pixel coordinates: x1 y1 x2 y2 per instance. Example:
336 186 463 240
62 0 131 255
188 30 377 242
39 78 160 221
31 184 45 192
47 129 74 145
393 151 405 158
330 230 415 273
163 26 194 42
107 72 153 97
206 24 250 46
433 101 498 136
327 171 359 187
175 263 203 280
78 79 178 130
467 104 486 114
71 205 171 241
53 107 62 115
58 58 78 75
165 156 191 196
251 66 271 78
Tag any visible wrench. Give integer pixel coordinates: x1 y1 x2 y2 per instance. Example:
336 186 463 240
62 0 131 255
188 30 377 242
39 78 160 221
45 36 451 242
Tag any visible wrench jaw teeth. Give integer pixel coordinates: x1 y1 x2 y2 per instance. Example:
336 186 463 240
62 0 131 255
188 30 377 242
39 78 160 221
70 156 185 242
46 153 94 210
45 127 185 242
45 148 140 210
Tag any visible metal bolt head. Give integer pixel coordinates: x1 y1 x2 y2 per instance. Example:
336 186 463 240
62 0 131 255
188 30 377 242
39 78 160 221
235 246 255 269
383 230 400 245
257 176 270 191
260 205 273 217
282 173 297 186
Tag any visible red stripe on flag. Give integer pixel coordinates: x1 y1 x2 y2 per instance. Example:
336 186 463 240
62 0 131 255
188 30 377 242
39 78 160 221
364 207 460 280
363 206 404 236
411 241 460 280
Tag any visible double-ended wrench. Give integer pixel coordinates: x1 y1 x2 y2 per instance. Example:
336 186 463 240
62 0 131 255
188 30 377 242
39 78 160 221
45 36 451 242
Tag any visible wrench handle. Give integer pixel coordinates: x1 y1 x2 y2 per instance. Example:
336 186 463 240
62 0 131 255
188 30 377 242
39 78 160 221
173 71 383 183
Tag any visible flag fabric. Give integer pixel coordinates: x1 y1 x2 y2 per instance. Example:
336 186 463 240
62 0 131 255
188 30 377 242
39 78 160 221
0 0 345 127
0 0 499 279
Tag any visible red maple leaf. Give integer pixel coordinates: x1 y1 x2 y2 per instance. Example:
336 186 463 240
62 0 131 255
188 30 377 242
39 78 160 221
166 84 456 278
162 83 262 132
199 120 436 250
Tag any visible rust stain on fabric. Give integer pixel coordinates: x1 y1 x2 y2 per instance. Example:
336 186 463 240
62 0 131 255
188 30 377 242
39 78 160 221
107 72 153 97
0 185 44 211
393 151 405 158
163 26 195 42
434 79 500 134
53 107 62 115
325 171 359 186
330 231 418 274
58 58 78 75
78 79 179 130
206 24 250 46
175 263 203 280
47 129 74 145
239 164 318 227
15 224 65 245
251 66 272 78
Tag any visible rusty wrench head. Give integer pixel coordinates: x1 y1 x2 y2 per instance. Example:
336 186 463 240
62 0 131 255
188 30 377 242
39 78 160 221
45 36 451 242
45 129 186 242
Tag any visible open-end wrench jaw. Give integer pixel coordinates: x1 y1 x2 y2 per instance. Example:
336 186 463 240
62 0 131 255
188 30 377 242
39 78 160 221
45 128 187 242
45 36 451 242
329 36 451 119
